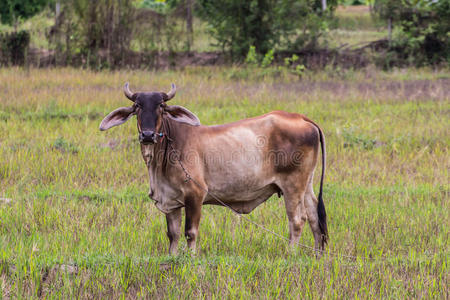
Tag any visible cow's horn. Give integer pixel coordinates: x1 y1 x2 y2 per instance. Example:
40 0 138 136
164 83 176 101
124 82 136 102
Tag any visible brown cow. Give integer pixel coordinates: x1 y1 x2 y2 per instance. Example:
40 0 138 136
100 83 328 254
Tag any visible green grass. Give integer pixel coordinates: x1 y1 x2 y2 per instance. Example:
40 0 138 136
0 67 449 298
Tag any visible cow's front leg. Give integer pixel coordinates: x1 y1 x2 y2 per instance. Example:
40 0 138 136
165 208 182 255
184 196 202 252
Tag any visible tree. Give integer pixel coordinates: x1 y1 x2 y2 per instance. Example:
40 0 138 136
197 0 334 60
48 0 136 67
137 0 194 51
186 0 193 50
0 0 52 25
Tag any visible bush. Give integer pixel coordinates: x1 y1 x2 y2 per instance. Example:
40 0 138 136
374 0 450 66
0 30 30 65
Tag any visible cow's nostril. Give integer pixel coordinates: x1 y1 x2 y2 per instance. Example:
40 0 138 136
139 131 157 144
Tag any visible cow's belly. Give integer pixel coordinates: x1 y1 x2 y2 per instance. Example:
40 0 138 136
200 134 278 213
202 145 272 193
203 182 279 214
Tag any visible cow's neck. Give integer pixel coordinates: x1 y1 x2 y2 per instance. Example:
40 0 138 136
141 116 188 175
141 117 191 205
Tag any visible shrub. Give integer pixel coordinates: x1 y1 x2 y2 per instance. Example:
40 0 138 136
0 0 51 25
261 49 274 68
374 0 450 66
0 30 30 65
245 46 259 65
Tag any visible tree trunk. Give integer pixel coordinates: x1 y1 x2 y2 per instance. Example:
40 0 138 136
55 1 61 21
321 0 327 11
186 0 194 51
388 17 392 43
107 3 114 66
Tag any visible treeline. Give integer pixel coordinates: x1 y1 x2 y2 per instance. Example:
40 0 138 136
0 0 448 69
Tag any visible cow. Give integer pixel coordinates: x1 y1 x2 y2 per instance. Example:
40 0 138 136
99 83 328 255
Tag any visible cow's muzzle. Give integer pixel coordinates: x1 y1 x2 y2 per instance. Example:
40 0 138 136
139 131 158 144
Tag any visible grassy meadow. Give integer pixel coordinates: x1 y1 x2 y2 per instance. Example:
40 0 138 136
0 66 448 298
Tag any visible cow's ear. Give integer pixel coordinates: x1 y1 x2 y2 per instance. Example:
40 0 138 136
99 106 136 131
164 105 200 126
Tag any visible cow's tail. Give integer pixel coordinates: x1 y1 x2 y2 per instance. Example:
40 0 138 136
316 124 328 247
304 117 328 247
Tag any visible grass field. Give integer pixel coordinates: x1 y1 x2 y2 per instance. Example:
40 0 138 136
0 66 448 298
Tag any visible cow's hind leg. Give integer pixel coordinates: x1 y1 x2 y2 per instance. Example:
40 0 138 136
282 184 308 247
166 208 182 255
305 180 325 254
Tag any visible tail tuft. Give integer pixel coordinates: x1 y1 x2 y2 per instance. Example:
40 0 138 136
317 191 328 247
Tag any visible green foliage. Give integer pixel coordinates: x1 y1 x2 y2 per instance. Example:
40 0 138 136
138 0 167 11
0 0 52 25
282 54 306 77
197 0 334 60
242 49 305 80
245 45 259 65
261 49 274 68
374 0 450 66
287 12 331 51
284 54 299 66
135 0 180 12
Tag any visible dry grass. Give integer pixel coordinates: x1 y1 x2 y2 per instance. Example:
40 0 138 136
0 66 449 298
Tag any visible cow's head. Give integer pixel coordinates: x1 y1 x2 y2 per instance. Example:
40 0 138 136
99 83 200 144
